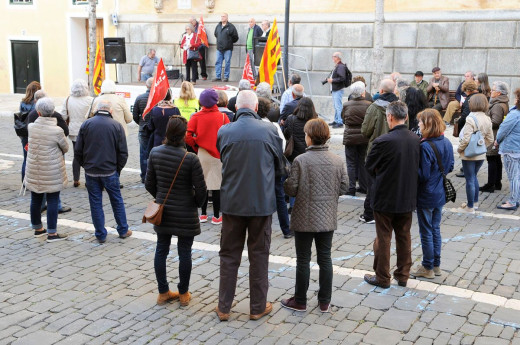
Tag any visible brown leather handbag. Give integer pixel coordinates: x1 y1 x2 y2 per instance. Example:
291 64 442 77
142 152 188 225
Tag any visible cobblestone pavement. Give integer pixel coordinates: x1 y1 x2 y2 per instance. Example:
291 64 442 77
1 96 520 344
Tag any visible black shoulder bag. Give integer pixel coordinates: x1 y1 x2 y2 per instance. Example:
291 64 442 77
427 141 456 203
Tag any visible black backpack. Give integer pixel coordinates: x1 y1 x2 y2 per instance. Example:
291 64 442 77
13 111 30 137
344 63 352 88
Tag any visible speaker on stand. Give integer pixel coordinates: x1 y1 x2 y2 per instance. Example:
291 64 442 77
104 37 126 83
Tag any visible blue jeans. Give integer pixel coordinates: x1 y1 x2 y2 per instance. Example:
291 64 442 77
138 132 150 183
155 234 194 294
275 177 290 235
31 191 59 234
503 154 520 205
40 194 63 212
461 160 484 208
215 50 232 79
417 207 442 270
85 172 128 240
141 72 153 82
332 89 344 125
21 137 28 182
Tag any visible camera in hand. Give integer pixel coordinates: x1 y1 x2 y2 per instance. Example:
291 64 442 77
321 79 328 85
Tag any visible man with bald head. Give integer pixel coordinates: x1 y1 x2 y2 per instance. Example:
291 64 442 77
213 13 239 82
359 79 399 224
75 100 131 243
216 90 285 322
280 83 304 126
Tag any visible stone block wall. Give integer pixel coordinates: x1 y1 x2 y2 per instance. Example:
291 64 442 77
117 11 520 118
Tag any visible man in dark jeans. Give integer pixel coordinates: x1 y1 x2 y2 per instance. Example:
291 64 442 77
75 100 132 243
363 101 420 289
132 77 152 183
216 90 285 321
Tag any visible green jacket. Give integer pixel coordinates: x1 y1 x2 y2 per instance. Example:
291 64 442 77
361 99 391 154
410 80 428 98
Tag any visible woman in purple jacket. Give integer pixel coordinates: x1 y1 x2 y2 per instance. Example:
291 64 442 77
411 109 454 279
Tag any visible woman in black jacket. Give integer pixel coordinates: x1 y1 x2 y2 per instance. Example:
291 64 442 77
145 116 207 306
283 97 318 212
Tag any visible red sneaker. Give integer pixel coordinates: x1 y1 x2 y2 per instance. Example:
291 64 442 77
211 216 222 225
199 215 208 223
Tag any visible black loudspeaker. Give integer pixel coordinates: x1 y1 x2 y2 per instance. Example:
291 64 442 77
167 69 180 80
253 37 267 67
104 37 126 64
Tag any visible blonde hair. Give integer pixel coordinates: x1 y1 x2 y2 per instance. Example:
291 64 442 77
179 81 196 106
417 108 445 138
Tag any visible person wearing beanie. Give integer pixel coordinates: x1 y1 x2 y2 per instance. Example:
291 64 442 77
186 89 230 225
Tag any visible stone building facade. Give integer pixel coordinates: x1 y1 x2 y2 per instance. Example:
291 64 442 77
116 9 520 115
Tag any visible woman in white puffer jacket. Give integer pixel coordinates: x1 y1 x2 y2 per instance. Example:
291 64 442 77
25 97 69 243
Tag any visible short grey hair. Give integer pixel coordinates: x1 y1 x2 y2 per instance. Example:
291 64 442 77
70 79 89 97
333 52 342 61
35 97 55 117
492 81 509 95
262 20 270 28
396 79 409 88
380 79 395 94
101 79 116 94
256 82 271 99
146 77 154 89
386 101 408 120
289 73 301 85
96 100 112 113
349 81 366 99
236 90 258 111
148 49 156 54
238 79 252 91
185 24 195 32
34 90 48 101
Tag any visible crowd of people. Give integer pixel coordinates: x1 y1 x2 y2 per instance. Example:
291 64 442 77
15 57 520 319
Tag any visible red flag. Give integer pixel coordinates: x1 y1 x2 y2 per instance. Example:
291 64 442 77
197 16 209 47
143 58 169 118
242 54 255 89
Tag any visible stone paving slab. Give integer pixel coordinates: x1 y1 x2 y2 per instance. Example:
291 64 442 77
1 108 520 343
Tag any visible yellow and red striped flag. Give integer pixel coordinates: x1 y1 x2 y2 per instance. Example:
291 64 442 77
258 18 281 87
86 41 104 95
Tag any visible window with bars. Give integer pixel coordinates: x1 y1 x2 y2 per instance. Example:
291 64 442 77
9 0 33 4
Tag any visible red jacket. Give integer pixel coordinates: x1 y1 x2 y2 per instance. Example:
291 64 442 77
186 105 230 158
181 33 201 65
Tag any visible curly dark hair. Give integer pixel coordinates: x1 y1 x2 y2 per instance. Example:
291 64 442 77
514 88 520 108
404 87 427 129
164 116 187 146
257 97 271 119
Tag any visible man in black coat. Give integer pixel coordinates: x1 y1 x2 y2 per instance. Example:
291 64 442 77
363 101 420 289
212 13 238 82
133 77 152 183
326 52 348 128
215 90 285 322
75 100 131 243
279 84 304 127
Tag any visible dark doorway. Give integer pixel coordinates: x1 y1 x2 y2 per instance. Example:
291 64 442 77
11 40 40 94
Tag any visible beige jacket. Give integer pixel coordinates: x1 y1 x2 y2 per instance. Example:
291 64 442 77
458 111 494 161
88 93 132 136
25 117 69 193
62 95 93 141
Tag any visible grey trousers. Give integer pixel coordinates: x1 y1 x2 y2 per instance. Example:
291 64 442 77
218 214 272 315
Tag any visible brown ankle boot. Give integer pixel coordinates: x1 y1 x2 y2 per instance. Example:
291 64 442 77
179 291 191 306
157 290 179 305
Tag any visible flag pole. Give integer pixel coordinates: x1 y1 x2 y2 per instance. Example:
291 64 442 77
280 53 287 90
283 0 290 90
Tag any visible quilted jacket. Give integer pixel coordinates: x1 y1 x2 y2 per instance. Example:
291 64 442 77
486 94 509 156
25 117 69 193
342 97 371 146
145 145 207 237
284 145 348 232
